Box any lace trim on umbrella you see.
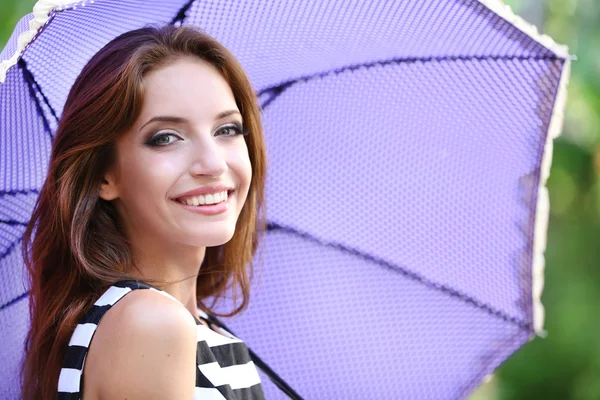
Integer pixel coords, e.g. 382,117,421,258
479,0,571,338
478,0,569,58
0,0,90,83
532,59,570,336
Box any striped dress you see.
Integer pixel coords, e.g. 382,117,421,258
57,279,266,399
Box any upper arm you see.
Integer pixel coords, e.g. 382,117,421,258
87,289,198,400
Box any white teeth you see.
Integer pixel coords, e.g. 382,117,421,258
179,190,229,206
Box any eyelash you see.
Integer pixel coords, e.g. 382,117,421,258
145,123,247,147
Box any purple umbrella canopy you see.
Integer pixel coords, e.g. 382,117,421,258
0,0,571,399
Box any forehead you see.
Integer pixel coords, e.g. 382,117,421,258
138,56,238,120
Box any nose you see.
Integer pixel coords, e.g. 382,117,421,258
188,136,228,178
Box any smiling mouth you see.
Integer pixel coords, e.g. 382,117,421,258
174,190,234,206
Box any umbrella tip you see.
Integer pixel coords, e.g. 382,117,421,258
535,328,548,339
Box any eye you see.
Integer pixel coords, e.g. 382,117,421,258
146,131,182,147
216,123,247,137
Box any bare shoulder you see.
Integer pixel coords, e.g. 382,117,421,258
83,288,198,399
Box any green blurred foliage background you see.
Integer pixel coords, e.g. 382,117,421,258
1,1,598,399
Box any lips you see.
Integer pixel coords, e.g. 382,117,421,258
172,184,235,202
174,190,234,205
173,190,233,216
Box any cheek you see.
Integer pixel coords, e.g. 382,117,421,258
242,154,252,181
229,145,251,181
117,151,182,203
236,141,252,182
236,153,253,200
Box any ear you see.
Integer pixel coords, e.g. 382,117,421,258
98,172,119,201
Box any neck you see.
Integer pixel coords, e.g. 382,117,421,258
125,238,206,319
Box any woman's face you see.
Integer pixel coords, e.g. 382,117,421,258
99,56,252,250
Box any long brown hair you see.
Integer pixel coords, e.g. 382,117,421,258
20,24,267,399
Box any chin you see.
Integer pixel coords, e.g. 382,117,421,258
183,229,236,248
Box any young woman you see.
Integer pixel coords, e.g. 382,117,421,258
20,24,267,399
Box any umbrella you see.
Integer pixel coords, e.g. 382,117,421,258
0,0,571,398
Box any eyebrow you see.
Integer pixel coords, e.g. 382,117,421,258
139,110,242,131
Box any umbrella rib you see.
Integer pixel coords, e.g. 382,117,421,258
170,0,195,25
18,58,57,141
0,291,28,311
266,222,534,333
0,219,27,226
203,313,305,400
458,328,529,399
257,53,562,111
259,83,293,110
0,189,39,197
0,240,20,262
